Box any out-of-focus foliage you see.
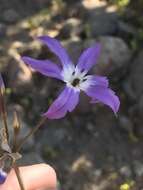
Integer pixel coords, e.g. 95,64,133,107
120,180,135,190
109,0,130,8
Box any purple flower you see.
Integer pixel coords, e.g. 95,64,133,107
22,36,120,119
0,169,7,184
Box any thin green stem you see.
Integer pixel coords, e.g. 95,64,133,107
17,117,47,152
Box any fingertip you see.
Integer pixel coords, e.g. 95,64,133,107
0,164,57,190
39,163,57,188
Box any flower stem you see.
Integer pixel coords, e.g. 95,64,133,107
14,164,25,190
0,90,9,140
17,117,47,152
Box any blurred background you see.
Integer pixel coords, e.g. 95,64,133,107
0,0,143,189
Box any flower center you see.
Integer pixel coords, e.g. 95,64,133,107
72,78,80,87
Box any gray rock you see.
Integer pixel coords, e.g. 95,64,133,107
6,58,32,88
0,23,7,37
36,125,68,149
118,21,136,36
5,40,42,88
64,38,83,63
93,169,102,178
3,9,19,23
76,92,92,114
125,50,143,100
18,123,35,152
138,95,143,117
85,9,119,37
91,36,131,76
134,125,143,139
18,151,44,165
133,161,143,177
118,115,133,133
122,81,136,100
120,165,132,178
58,18,82,39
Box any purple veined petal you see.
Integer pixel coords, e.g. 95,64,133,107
43,86,80,119
21,56,63,80
68,88,80,112
84,85,120,114
76,43,101,73
84,75,109,87
37,36,74,68
79,75,109,91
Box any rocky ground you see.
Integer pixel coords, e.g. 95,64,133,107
0,0,143,189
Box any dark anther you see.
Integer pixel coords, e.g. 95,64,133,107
72,78,80,87
72,71,75,75
82,78,87,82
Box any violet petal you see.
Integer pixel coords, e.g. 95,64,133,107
43,86,79,119
80,75,109,92
38,36,73,68
76,43,101,73
85,75,109,87
22,56,62,80
84,85,120,114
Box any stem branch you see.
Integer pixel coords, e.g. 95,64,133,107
0,90,9,140
17,117,47,152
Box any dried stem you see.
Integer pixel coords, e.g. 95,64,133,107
13,133,18,152
13,117,46,190
0,90,9,140
13,164,25,190
0,82,25,190
17,117,47,152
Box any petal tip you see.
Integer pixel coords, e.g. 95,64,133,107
111,94,120,115
37,35,51,42
95,43,101,53
21,56,29,63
